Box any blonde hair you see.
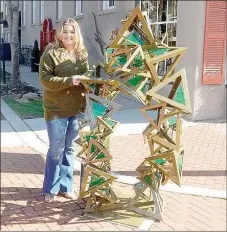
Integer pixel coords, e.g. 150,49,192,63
55,17,88,60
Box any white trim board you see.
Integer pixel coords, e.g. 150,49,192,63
138,218,155,231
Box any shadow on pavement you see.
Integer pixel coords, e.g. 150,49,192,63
1,186,132,230
1,151,45,174
1,186,92,228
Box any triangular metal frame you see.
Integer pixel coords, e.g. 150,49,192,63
139,102,167,131
109,6,157,49
146,69,192,114
148,113,182,152
145,147,184,186
85,93,122,129
85,137,113,165
94,116,119,140
128,182,163,221
80,166,117,198
145,47,187,84
84,187,119,213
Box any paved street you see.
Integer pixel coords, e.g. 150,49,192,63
1,119,226,231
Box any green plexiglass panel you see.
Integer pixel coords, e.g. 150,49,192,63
121,31,145,46
173,84,185,105
90,144,96,154
148,48,169,56
113,53,144,69
168,116,177,130
129,32,145,45
121,39,135,46
106,48,114,55
106,48,114,63
168,116,176,126
89,83,96,90
178,153,184,177
117,55,127,65
135,182,144,191
132,55,143,68
89,175,106,188
97,152,105,159
91,101,108,120
155,158,166,165
112,54,127,68
99,187,111,196
144,175,152,185
84,134,97,153
143,172,162,187
84,134,97,143
141,85,146,93
128,74,143,87
103,118,116,128
127,75,146,93
155,172,162,182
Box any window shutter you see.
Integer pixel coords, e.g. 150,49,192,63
202,1,226,85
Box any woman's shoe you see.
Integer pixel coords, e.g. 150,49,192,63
64,192,76,200
44,194,56,202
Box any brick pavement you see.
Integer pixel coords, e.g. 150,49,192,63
1,122,226,231
109,122,226,190
1,146,136,231
150,191,226,231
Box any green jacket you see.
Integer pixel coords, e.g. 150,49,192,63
39,44,89,121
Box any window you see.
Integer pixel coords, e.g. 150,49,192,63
102,0,115,11
75,0,83,16
138,0,177,47
22,1,26,26
5,4,7,16
137,0,178,76
1,1,3,13
40,1,45,23
56,0,63,20
31,0,36,24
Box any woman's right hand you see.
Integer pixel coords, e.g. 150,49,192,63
72,76,81,86
72,75,90,86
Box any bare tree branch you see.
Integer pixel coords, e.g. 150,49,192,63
92,12,106,56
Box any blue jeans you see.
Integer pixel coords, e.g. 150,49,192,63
42,113,83,196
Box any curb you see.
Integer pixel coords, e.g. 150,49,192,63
1,98,48,155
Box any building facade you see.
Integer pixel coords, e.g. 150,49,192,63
1,0,226,121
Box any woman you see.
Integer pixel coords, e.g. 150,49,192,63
39,18,89,202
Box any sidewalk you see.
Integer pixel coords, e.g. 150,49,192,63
5,61,43,92
1,123,226,231
2,96,226,192
1,62,226,231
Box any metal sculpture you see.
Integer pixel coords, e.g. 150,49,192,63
77,5,191,221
